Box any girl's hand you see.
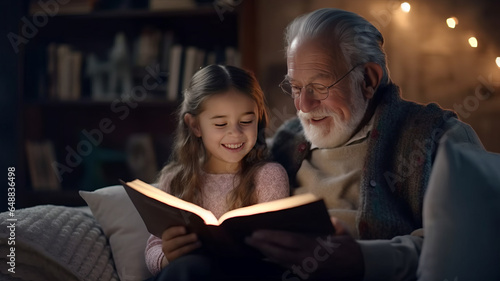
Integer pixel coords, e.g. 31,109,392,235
161,226,202,263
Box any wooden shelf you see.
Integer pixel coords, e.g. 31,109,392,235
47,6,223,20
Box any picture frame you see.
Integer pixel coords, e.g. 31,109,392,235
25,140,61,190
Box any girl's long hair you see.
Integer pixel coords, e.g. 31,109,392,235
157,65,269,211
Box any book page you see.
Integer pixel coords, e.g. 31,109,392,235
129,180,219,225
218,193,319,224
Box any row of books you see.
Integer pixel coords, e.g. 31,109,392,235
44,29,240,101
166,44,241,101
137,29,241,101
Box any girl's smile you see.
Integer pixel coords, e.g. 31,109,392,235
222,142,244,150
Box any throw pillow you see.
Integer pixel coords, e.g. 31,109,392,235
80,185,153,281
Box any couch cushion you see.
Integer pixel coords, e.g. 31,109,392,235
418,138,500,280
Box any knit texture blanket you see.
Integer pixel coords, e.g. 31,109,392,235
0,205,118,281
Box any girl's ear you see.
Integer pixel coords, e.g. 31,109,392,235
184,113,201,137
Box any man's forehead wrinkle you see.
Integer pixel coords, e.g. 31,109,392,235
288,62,334,77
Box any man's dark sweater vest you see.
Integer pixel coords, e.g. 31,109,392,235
271,83,457,239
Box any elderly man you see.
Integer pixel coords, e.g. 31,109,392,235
246,8,483,281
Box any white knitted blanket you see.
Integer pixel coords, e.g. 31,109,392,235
0,205,118,281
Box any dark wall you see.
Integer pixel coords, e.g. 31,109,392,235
0,1,24,211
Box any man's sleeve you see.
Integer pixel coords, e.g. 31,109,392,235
439,117,484,148
358,234,423,281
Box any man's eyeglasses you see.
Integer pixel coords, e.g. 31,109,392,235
279,64,361,100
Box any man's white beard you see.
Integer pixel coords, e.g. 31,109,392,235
298,91,368,148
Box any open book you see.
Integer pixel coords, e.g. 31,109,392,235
121,179,335,257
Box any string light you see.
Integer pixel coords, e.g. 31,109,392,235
401,2,411,13
446,17,458,28
402,3,498,69
468,37,478,48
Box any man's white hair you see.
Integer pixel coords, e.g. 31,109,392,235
284,8,391,86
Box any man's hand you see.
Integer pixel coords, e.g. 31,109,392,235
245,217,364,281
161,226,202,265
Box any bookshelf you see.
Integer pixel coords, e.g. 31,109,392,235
18,0,256,208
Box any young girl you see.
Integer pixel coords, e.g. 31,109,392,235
144,64,289,280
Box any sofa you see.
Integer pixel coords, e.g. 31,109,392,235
1,138,499,281
0,184,154,281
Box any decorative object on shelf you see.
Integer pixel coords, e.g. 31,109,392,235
86,32,133,101
80,143,128,190
126,134,158,183
134,27,162,68
25,140,61,191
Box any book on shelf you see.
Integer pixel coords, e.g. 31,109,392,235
181,46,198,93
70,51,83,100
47,43,58,100
166,44,183,101
224,46,241,67
121,179,335,257
206,51,216,66
160,31,175,72
56,45,72,100
47,43,82,101
195,49,206,72
181,46,205,93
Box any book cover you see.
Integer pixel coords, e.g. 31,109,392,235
121,179,335,257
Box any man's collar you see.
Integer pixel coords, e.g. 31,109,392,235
344,110,376,146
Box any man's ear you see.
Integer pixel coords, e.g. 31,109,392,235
362,62,383,100
184,113,201,137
